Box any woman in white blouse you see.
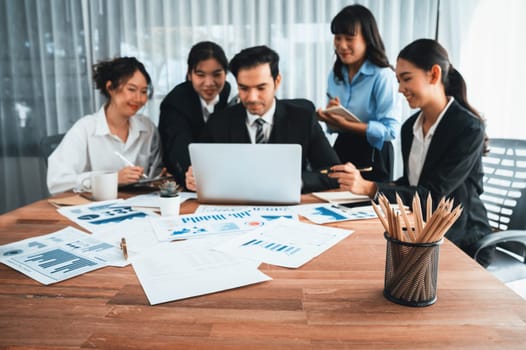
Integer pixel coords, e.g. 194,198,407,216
47,57,162,194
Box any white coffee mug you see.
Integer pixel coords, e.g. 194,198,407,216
159,196,180,217
88,171,118,201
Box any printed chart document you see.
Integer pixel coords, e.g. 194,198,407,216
195,205,298,221
132,240,271,305
150,210,266,241
0,227,122,285
216,219,352,268
58,199,155,232
293,203,376,224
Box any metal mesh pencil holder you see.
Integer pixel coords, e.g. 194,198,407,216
383,232,443,307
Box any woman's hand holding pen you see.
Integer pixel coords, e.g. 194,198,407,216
325,162,377,198
118,166,145,184
316,94,340,126
316,94,365,133
326,93,340,108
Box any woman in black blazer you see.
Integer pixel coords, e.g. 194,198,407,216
328,39,493,265
159,41,233,185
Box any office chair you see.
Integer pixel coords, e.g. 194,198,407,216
473,138,526,284
39,133,65,165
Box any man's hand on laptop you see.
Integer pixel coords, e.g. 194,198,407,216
185,166,196,192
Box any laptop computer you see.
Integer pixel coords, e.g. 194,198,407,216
189,143,302,204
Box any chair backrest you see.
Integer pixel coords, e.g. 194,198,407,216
481,138,526,231
39,133,65,164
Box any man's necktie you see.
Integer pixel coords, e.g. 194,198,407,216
255,118,266,144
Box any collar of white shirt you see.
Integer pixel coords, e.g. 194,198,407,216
200,94,220,121
93,105,149,140
246,98,276,127
412,96,455,140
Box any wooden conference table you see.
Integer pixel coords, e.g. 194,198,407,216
0,193,525,349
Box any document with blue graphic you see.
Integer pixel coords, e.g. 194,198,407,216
58,199,156,232
195,205,299,221
150,210,266,241
215,219,353,268
0,226,122,285
293,203,377,224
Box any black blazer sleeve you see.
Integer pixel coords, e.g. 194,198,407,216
271,99,341,193
159,81,231,185
376,101,490,248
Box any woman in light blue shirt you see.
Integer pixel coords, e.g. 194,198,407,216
318,4,401,182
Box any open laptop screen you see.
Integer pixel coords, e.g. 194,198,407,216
189,143,302,204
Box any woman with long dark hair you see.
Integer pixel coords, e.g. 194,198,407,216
317,4,401,182
327,39,492,265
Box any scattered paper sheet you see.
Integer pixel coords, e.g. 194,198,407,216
132,239,271,305
195,204,298,220
150,210,265,241
58,199,156,232
0,227,122,285
215,219,353,268
293,203,376,224
91,219,163,266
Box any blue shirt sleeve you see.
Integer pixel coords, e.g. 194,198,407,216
366,68,401,149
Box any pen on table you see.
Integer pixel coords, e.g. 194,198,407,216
114,151,148,178
320,166,373,174
120,237,128,260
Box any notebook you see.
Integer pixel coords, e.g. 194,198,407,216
189,143,302,204
322,105,361,122
312,191,370,205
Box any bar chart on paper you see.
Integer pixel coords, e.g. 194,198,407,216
241,239,301,255
216,220,352,268
24,249,97,274
180,210,253,224
6,248,104,285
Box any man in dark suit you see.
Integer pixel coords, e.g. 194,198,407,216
186,45,340,193
159,41,232,185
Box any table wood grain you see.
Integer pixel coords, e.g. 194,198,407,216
0,194,525,349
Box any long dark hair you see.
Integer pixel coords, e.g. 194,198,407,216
330,4,391,82
398,39,488,152
186,41,228,78
398,39,480,118
93,57,152,100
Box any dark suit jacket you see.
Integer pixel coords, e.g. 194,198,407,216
200,98,341,193
159,80,231,184
377,100,491,250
